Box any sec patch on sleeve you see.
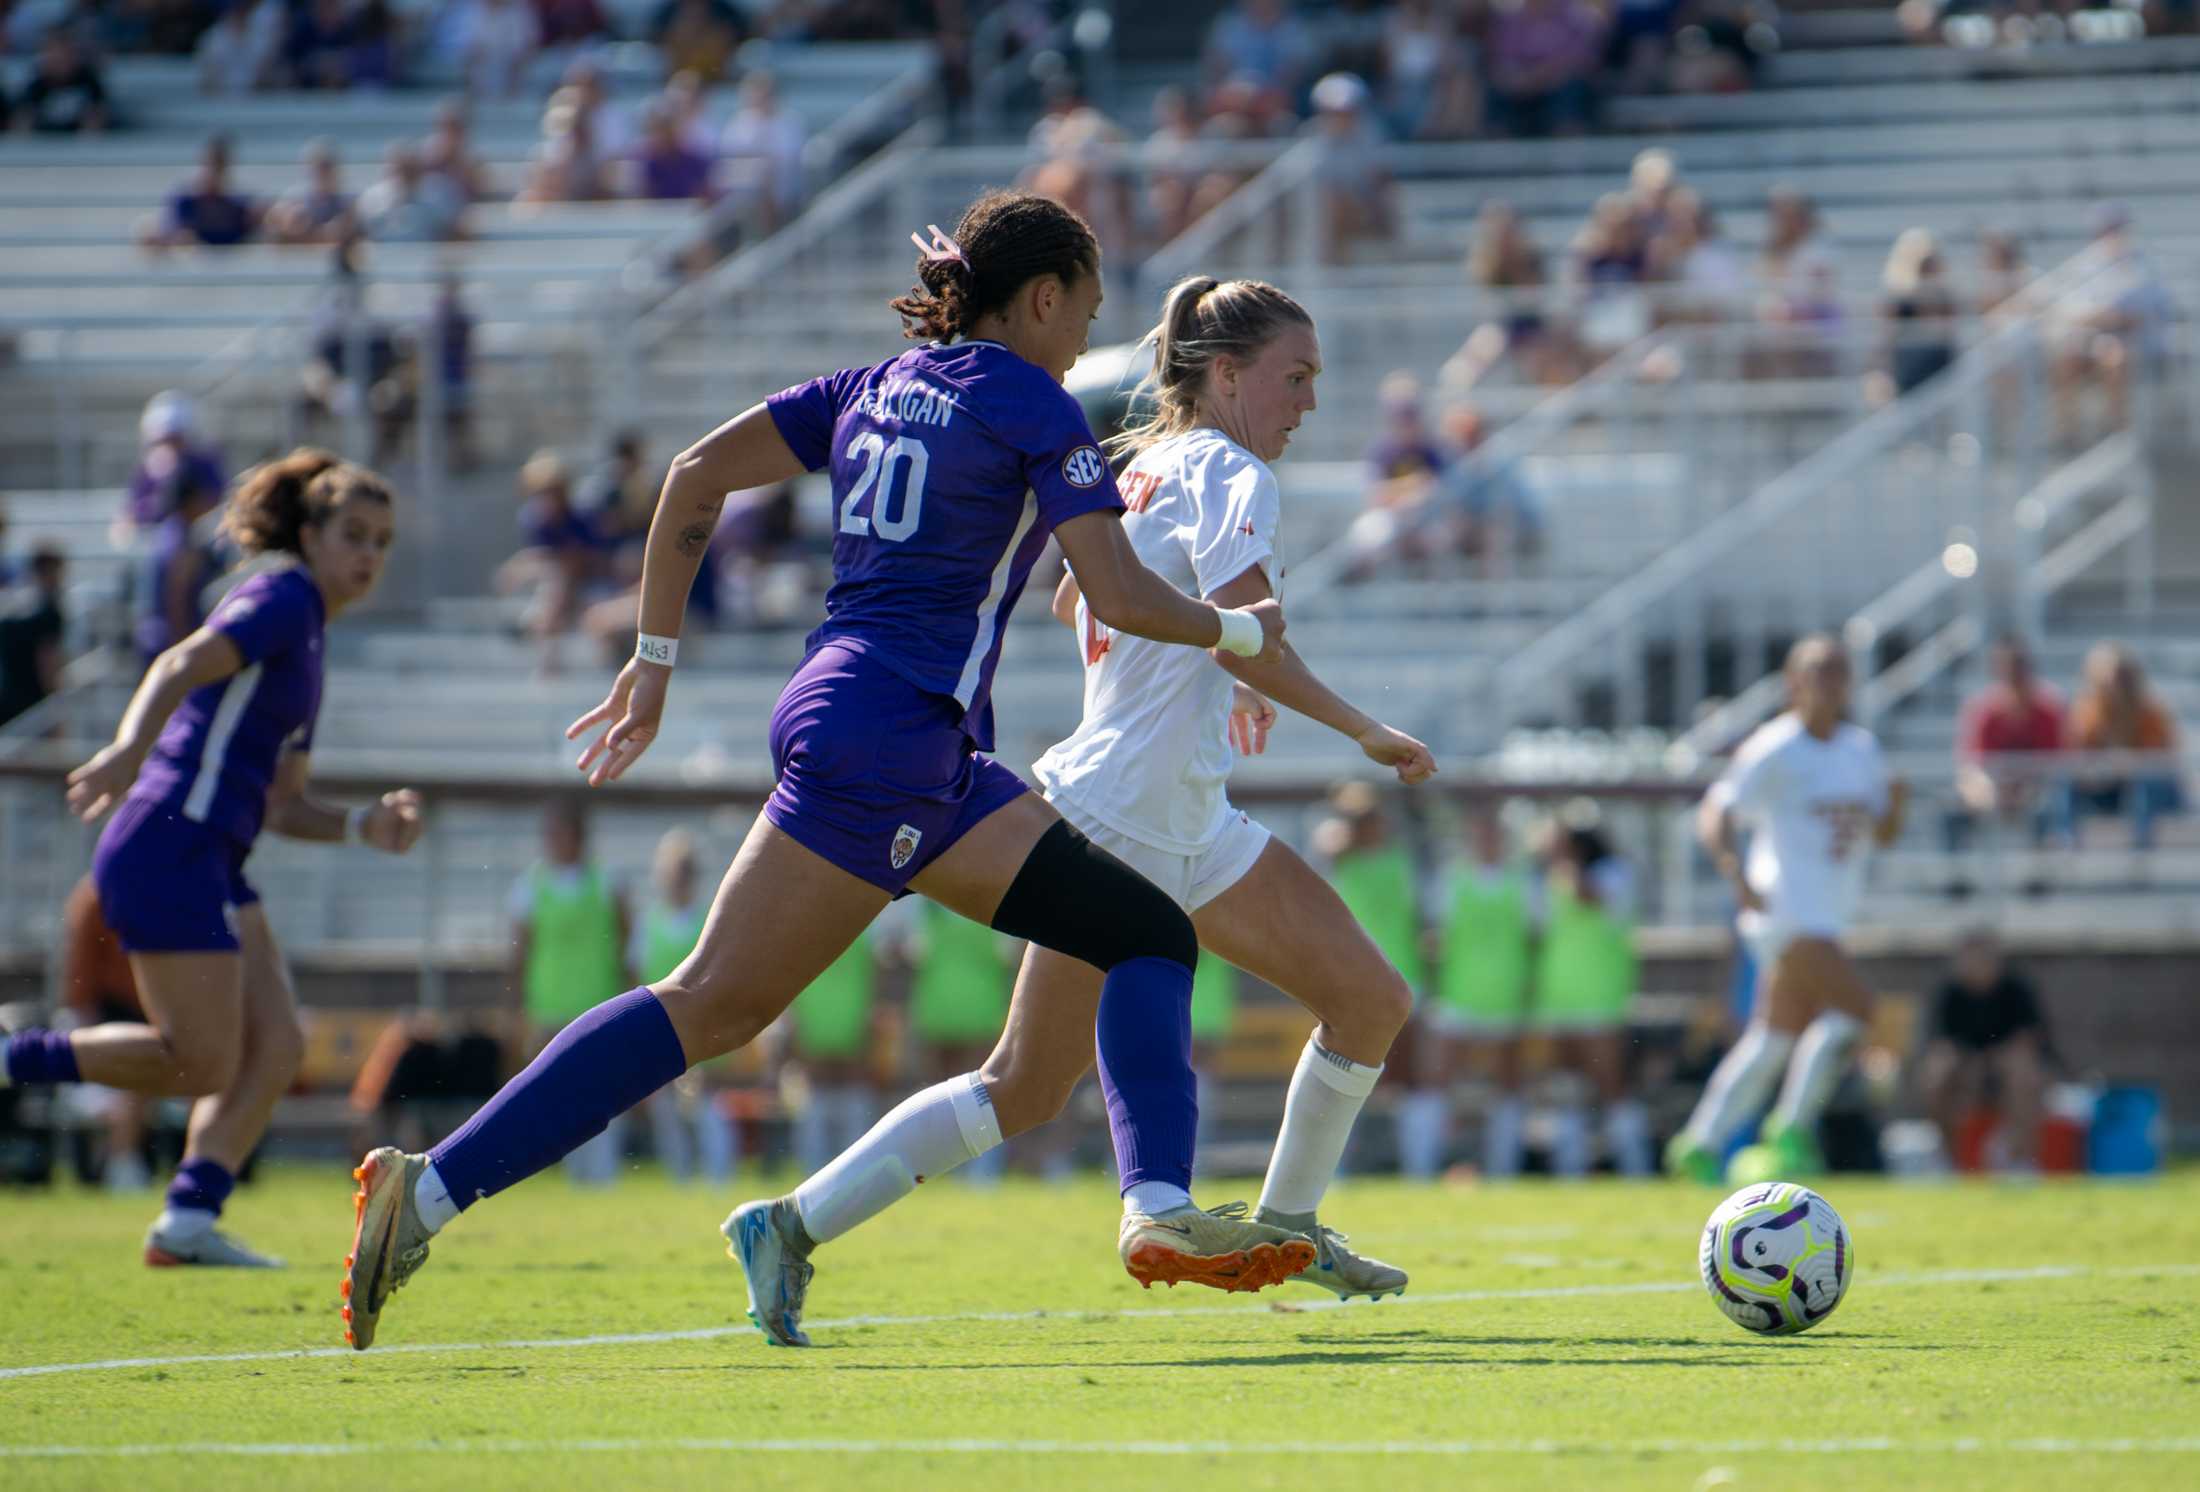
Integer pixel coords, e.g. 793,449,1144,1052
1062,445,1106,489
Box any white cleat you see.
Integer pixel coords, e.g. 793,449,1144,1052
723,1198,815,1347
144,1222,285,1269
340,1147,434,1350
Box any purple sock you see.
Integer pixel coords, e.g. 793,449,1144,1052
3,1030,80,1086
1094,955,1197,1193
428,988,688,1212
165,1157,235,1218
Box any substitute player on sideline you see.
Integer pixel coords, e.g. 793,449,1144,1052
1665,635,1906,1184
731,277,1435,1339
341,192,1312,1353
2,450,423,1265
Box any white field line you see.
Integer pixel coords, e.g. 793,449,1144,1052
1,1436,2197,1460
2,1261,2195,1386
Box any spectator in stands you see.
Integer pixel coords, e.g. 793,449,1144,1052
347,0,402,89
561,55,632,159
1608,0,1682,95
122,390,224,532
1568,191,1653,353
1142,85,1205,245
59,874,154,1190
1365,372,1446,490
1867,228,1959,407
1447,199,1576,389
139,134,262,251
18,27,109,133
1433,402,1542,573
1920,929,2047,1173
2049,205,2174,448
498,449,603,671
1308,71,1394,265
286,0,364,90
424,274,478,469
654,0,744,83
357,142,468,241
1667,0,1771,94
132,475,220,671
508,798,632,1184
1647,186,1746,323
658,66,714,156
533,0,609,53
719,70,809,235
0,542,65,729
268,138,355,246
1977,229,2031,322
630,99,716,202
1755,186,1841,376
518,87,615,204
1381,0,1479,140
197,0,281,94
453,0,540,98
1947,635,2063,857
422,100,497,205
1484,0,1605,139
2057,641,2185,849
577,428,652,562
1202,0,1312,112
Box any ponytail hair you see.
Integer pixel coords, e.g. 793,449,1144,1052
889,189,1100,342
223,446,394,556
1106,276,1313,460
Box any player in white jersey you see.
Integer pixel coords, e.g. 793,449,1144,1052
746,277,1436,1326
1666,635,1907,1184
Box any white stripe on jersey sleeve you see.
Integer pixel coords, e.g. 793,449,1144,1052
952,493,1040,710
180,663,264,823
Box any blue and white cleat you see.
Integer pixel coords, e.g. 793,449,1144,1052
1258,1214,1407,1301
723,1197,815,1348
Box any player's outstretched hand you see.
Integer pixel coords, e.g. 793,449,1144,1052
366,789,425,854
1228,684,1275,756
64,741,145,823
1356,722,1437,785
568,658,667,787
1247,597,1286,663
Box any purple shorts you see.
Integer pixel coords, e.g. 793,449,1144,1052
764,642,1029,895
92,794,260,954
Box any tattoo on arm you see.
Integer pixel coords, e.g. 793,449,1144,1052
676,522,711,557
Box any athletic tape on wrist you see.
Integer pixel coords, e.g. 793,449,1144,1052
636,633,678,667
1214,607,1265,658
345,805,370,845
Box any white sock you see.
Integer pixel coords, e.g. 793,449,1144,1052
1604,1099,1652,1176
1123,1180,1194,1215
414,1161,459,1234
1257,1039,1382,1219
155,1206,217,1239
1682,1025,1796,1151
1769,1010,1864,1133
1482,1095,1525,1178
1549,1104,1592,1178
1394,1088,1450,1179
792,1073,1000,1246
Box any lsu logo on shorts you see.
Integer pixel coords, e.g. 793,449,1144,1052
1061,445,1105,489
890,823,923,870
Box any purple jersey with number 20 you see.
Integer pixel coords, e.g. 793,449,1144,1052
766,340,1123,750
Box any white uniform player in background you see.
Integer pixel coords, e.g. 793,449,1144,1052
1667,635,1907,1185
755,276,1438,1311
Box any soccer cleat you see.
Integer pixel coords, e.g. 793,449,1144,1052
144,1222,284,1268
340,1147,434,1351
1723,1142,1783,1188
1268,1217,1408,1301
1665,1133,1725,1186
1118,1201,1316,1294
723,1198,815,1348
1757,1121,1826,1179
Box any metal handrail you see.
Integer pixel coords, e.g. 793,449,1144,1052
1487,243,2120,732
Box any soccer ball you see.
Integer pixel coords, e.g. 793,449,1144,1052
1699,1181,1851,1335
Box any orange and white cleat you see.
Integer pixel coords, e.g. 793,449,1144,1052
340,1146,433,1351
1118,1200,1315,1294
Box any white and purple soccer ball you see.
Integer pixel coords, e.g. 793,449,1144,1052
1699,1182,1851,1335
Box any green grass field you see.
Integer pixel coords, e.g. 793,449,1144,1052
3,1166,2197,1491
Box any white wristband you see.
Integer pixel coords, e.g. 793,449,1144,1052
1213,607,1265,658
345,805,370,845
636,633,678,668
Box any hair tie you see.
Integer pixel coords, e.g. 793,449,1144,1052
910,223,968,272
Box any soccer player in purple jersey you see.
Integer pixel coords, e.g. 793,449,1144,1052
2,451,424,1266
340,190,1309,1352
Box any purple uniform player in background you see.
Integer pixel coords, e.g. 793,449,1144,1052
2,450,425,1268
342,190,1309,1355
